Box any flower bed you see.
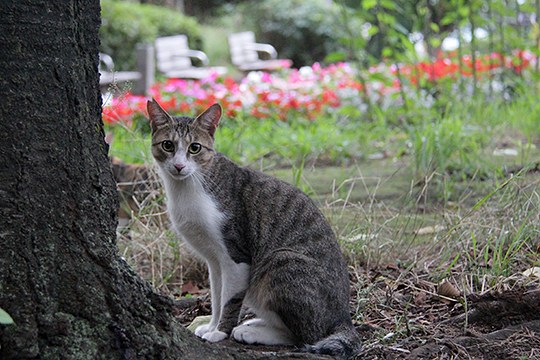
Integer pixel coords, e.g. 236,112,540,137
102,51,535,126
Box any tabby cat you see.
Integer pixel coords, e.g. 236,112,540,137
147,100,361,358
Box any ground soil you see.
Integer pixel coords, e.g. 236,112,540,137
115,160,540,359
172,265,540,359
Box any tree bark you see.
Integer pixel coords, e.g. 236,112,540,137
0,2,322,359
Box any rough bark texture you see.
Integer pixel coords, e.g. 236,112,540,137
0,2,327,359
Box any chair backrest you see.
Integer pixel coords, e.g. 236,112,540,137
228,31,259,66
99,53,115,72
155,35,192,73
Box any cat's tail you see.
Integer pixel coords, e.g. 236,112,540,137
303,324,362,359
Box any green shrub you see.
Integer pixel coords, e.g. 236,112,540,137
100,0,202,70
239,0,347,67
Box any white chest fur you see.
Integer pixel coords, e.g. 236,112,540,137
161,174,226,261
160,171,251,341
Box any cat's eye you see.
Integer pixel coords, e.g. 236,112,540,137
161,140,175,153
188,142,202,155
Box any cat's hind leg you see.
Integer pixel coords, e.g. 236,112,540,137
231,316,295,346
246,249,353,348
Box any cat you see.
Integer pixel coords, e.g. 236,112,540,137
147,99,361,358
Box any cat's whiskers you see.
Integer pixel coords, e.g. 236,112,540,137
191,171,208,189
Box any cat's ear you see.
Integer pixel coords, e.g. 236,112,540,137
147,99,172,132
195,103,221,138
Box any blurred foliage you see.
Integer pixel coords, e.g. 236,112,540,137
339,0,460,60
334,0,537,62
100,0,202,70
236,0,350,67
103,0,540,74
182,0,248,17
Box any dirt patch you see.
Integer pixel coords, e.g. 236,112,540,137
399,291,540,359
352,267,540,359
172,267,540,359
115,162,540,359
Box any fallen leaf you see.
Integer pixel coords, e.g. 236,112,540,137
367,152,388,160
345,233,376,242
437,280,461,301
181,281,201,296
0,308,14,325
415,225,445,235
493,148,518,156
522,267,540,278
414,291,428,305
187,315,212,333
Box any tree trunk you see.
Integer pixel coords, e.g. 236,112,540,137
0,2,317,359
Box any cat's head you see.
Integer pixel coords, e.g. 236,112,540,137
147,99,221,181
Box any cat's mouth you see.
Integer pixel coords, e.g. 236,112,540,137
169,168,193,181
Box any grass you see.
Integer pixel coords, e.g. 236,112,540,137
108,82,540,319
112,141,539,359
107,123,153,164
99,5,540,354
113,156,539,294
107,111,376,166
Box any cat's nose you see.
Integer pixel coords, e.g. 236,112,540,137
174,163,185,172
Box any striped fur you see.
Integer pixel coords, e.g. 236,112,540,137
148,100,361,358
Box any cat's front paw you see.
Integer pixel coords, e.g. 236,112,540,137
202,330,228,343
194,323,212,337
